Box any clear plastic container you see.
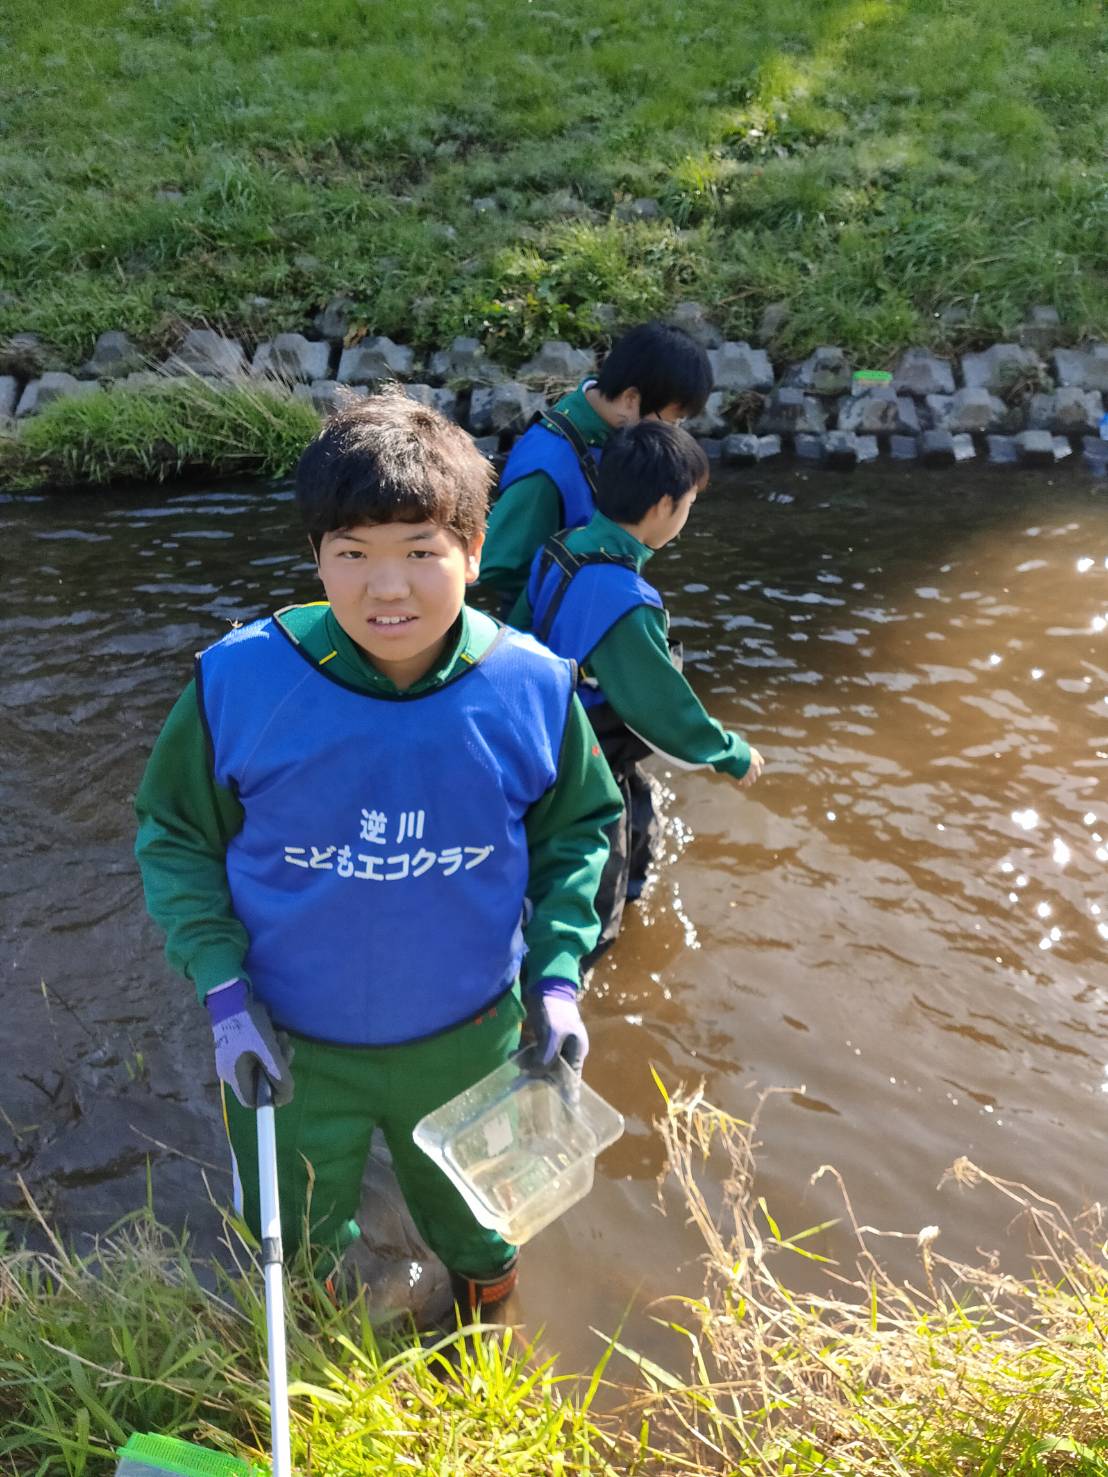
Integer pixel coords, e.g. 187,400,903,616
412,1049,625,1244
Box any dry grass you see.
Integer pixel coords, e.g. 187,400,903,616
4,1092,1108,1473
626,1084,1108,1473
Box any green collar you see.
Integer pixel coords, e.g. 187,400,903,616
276,602,493,695
551,380,611,447
568,512,655,571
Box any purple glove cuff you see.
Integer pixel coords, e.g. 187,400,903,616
526,978,578,1002
205,978,248,1024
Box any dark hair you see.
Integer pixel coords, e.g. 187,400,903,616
594,320,713,417
295,385,492,552
596,421,710,523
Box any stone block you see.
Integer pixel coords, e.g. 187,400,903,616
429,336,503,385
471,434,500,457
252,334,331,383
313,295,357,344
0,331,56,378
756,434,782,461
120,370,170,392
757,387,827,436
722,433,760,465
889,434,919,461
1019,306,1062,355
337,336,416,384
167,328,246,379
961,343,1045,395
757,301,790,344
79,330,144,380
669,301,722,348
855,435,880,463
893,348,955,398
292,380,368,416
926,386,1009,435
1052,435,1072,462
1053,348,1108,394
683,391,728,437
822,431,859,469
1027,386,1104,436
987,435,1019,465
16,373,100,417
707,341,774,393
517,340,595,382
403,383,459,420
783,345,851,396
697,436,723,461
0,375,17,419
921,430,956,466
952,433,976,462
467,381,544,435
1015,430,1056,467
836,389,919,436
794,433,824,462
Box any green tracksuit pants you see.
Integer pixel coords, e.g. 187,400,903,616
222,991,523,1279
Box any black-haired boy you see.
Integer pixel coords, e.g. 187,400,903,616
135,387,621,1322
510,420,764,957
480,320,713,614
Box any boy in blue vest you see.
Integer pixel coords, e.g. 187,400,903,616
134,387,622,1323
511,420,764,958
480,320,713,616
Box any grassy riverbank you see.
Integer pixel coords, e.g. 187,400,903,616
3,0,1107,367
0,378,321,489
4,1094,1108,1475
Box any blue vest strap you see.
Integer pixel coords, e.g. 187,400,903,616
498,420,599,529
530,535,638,646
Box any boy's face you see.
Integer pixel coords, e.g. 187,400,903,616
315,520,483,689
642,484,701,549
608,388,689,427
645,402,690,426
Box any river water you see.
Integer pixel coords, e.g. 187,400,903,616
3,464,1108,1376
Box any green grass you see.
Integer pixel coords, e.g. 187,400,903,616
1,0,1106,367
0,1197,628,1476
0,375,323,489
6,1099,1108,1475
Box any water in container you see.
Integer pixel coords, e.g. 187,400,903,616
412,1048,624,1244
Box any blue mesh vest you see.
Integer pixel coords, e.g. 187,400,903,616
526,535,663,711
498,421,599,530
197,613,575,1045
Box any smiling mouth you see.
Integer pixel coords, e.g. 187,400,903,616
367,614,417,627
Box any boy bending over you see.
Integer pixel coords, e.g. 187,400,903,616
511,420,764,959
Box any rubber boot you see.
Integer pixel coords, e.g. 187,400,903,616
449,1253,519,1325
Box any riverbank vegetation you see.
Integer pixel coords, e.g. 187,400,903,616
4,1091,1108,1474
3,0,1106,368
0,377,321,489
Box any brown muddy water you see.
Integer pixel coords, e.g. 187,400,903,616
3,464,1108,1379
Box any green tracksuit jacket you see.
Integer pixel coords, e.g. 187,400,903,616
135,601,622,1000
509,514,754,779
134,601,622,1274
479,381,611,610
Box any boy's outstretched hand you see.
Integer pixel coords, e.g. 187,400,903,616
738,747,765,789
205,979,294,1108
524,980,589,1074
